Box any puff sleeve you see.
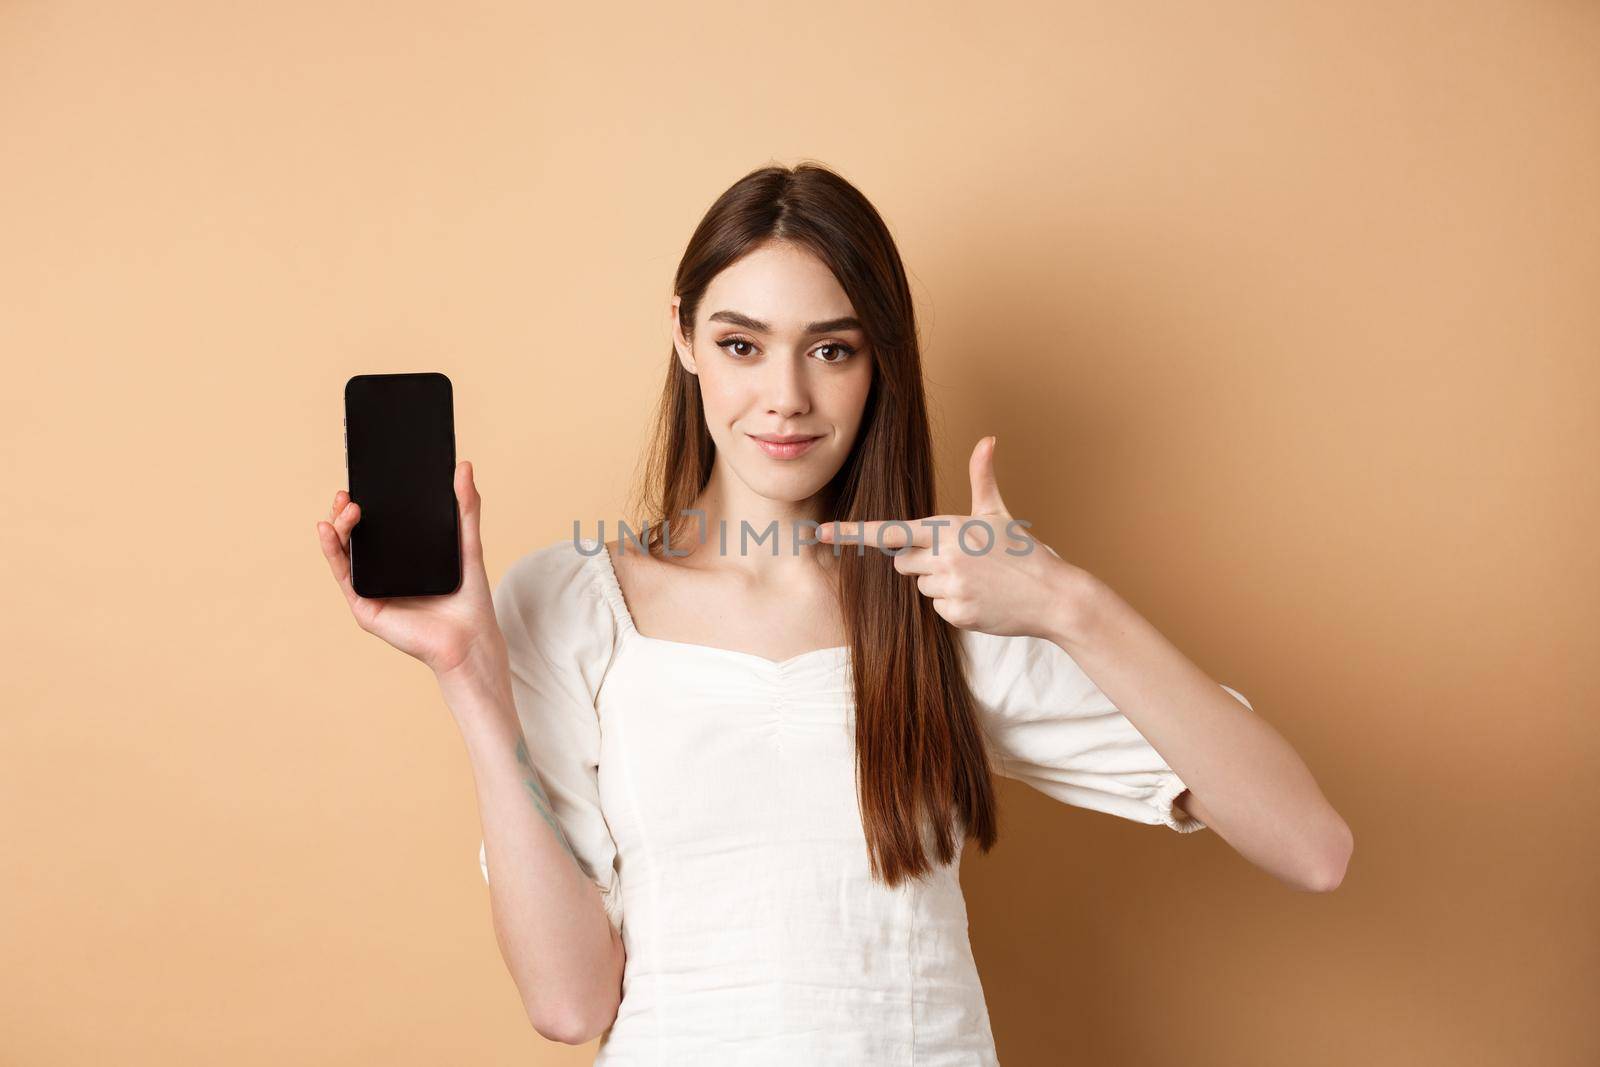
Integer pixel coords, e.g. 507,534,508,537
961,628,1253,833
478,539,624,933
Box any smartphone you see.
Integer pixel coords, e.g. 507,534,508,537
343,372,462,598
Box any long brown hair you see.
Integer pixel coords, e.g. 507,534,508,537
628,161,1000,887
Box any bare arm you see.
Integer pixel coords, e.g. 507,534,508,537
818,438,1350,892
1049,572,1353,893
441,664,625,1043
315,464,623,1043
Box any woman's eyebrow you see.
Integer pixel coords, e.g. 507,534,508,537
707,309,863,334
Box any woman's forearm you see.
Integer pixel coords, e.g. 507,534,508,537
1046,568,1353,892
441,667,624,1043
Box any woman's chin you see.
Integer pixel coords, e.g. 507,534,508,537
735,467,836,505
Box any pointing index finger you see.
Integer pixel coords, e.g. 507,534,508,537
819,519,936,553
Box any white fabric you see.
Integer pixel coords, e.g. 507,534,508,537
478,536,1252,1065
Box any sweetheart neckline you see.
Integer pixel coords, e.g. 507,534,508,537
583,538,851,670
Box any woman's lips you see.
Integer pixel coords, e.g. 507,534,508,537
749,434,823,459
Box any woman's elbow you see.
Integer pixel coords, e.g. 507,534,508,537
525,944,625,1044
527,997,616,1046
1296,813,1354,893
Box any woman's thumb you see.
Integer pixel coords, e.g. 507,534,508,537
456,460,483,566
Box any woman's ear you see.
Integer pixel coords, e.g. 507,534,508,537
670,296,698,375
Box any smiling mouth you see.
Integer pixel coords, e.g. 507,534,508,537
748,433,823,459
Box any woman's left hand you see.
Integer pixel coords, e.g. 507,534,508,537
817,436,1098,642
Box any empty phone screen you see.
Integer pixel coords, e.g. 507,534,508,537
343,372,461,598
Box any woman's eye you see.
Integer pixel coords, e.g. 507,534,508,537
716,338,858,362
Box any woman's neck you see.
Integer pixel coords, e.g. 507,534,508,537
672,462,836,579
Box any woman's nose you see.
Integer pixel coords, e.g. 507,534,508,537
763,353,811,418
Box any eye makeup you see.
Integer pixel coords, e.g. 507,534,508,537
716,336,859,363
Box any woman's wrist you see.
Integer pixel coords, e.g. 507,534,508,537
1038,562,1113,653
434,643,514,723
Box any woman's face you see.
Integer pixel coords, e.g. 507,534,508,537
672,240,874,503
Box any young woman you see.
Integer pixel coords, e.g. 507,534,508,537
316,162,1352,1064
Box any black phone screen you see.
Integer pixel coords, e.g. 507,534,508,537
343,372,461,598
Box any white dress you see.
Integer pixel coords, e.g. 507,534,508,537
478,536,1252,1065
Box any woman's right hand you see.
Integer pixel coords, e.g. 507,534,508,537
315,460,508,688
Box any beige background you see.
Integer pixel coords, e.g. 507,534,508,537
4,2,1596,1064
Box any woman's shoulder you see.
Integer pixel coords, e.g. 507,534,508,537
498,534,598,594
955,625,1044,672
956,626,1099,714
493,535,620,649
